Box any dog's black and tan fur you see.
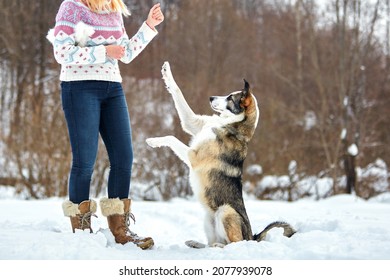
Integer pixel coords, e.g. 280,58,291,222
146,62,296,248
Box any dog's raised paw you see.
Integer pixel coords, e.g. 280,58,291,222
161,61,170,73
161,62,174,85
146,137,164,148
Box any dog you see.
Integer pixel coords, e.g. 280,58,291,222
146,62,296,248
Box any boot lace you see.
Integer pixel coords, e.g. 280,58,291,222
79,212,97,229
124,212,141,239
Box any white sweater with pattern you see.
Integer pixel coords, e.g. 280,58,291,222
51,0,157,82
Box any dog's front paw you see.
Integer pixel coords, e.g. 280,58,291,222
161,61,171,76
161,62,175,91
146,137,166,148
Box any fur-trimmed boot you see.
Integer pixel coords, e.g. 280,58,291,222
62,200,97,233
100,198,154,250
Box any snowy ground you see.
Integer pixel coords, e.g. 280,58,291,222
1,192,390,260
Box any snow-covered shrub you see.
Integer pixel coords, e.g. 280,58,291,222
246,164,263,176
254,175,291,200
252,174,334,201
357,158,389,199
297,176,333,200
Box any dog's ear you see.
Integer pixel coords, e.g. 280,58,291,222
241,79,252,107
243,79,250,97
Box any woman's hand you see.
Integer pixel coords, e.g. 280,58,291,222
146,3,164,30
105,45,125,60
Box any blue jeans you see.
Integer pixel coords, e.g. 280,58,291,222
61,81,133,204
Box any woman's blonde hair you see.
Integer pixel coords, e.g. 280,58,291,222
82,0,131,16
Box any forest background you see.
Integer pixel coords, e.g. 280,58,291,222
0,0,389,201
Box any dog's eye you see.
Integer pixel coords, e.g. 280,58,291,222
227,95,237,104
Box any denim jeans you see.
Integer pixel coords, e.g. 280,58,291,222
61,80,133,204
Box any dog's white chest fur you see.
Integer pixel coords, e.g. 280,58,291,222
188,170,201,199
189,114,244,149
189,124,216,149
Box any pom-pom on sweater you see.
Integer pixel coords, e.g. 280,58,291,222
51,0,157,82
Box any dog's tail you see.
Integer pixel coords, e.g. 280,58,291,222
253,221,296,242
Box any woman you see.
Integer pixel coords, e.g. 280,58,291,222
50,0,164,250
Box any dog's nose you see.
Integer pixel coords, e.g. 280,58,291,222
209,97,215,102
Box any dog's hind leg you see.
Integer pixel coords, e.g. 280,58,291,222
204,212,218,245
186,213,225,249
146,136,191,167
214,205,243,245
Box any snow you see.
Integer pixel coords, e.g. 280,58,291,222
288,160,297,175
0,192,389,279
1,194,389,261
341,128,347,139
348,143,359,156
343,96,349,107
246,164,263,176
303,110,317,130
298,176,334,198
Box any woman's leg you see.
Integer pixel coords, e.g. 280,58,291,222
99,82,154,249
99,82,133,199
61,81,101,204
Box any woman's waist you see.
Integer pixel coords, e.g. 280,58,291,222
59,64,122,83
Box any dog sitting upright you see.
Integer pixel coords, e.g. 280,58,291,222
146,62,296,248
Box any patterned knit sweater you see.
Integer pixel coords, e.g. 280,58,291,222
52,0,158,82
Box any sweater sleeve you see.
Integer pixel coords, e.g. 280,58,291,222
51,2,106,66
119,22,158,64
